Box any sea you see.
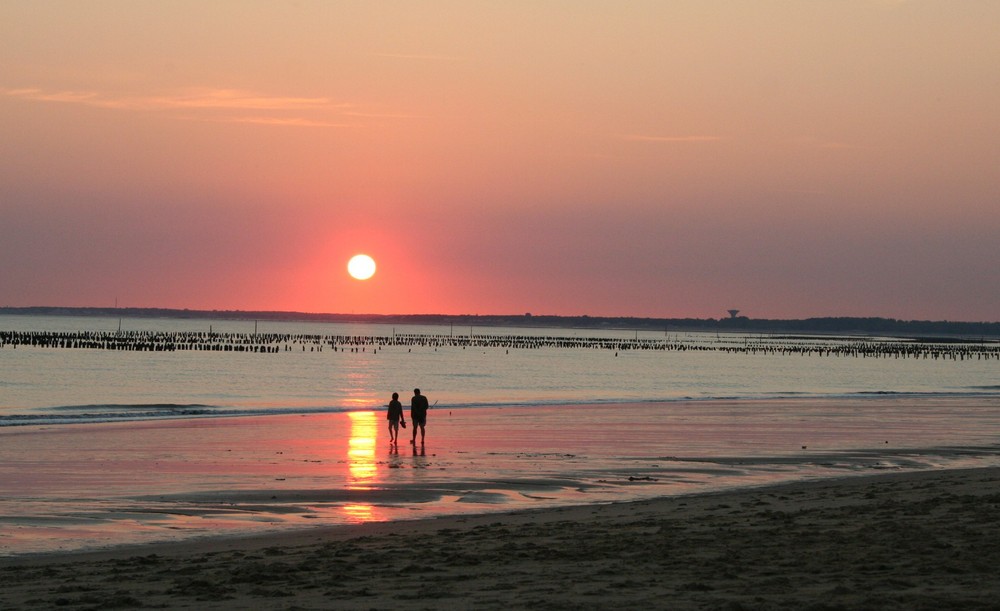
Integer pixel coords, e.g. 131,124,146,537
2,314,999,556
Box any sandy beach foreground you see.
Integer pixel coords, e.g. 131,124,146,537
2,467,998,610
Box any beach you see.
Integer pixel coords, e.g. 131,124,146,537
3,466,999,609
4,319,1000,607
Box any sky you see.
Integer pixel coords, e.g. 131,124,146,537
2,1,998,321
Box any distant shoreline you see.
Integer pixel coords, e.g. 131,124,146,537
2,306,999,338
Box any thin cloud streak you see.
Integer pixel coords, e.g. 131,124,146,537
3,87,346,112
374,53,467,62
341,111,422,119
2,87,414,128
191,115,357,128
620,134,723,143
789,137,857,150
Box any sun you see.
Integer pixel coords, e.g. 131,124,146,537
347,254,377,280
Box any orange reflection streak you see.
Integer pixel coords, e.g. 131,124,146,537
347,411,378,487
341,503,375,522
342,411,379,522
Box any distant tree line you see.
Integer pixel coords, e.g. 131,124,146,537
2,307,998,338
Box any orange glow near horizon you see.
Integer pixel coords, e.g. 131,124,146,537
281,224,447,315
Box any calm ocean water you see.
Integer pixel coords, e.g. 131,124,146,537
2,314,1000,556
2,314,998,425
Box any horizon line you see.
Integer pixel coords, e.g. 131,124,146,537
1,306,998,327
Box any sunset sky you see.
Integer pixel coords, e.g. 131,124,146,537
2,1,998,321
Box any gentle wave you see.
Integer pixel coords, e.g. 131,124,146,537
44,403,216,412
0,405,343,427
5,389,1000,428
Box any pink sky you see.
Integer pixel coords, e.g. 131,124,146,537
2,1,998,321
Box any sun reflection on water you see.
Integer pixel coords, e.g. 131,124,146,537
343,410,378,521
340,503,374,522
347,411,377,486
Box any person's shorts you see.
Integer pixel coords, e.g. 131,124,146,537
388,418,400,425
411,416,426,427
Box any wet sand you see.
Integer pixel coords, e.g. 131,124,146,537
6,397,1000,557
3,466,998,610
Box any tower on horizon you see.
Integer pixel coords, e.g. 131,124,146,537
728,309,740,319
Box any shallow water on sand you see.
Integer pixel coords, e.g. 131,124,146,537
3,397,1000,556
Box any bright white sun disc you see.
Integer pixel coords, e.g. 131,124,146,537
347,254,376,280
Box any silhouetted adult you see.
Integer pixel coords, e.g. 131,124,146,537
410,388,429,445
386,392,405,445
